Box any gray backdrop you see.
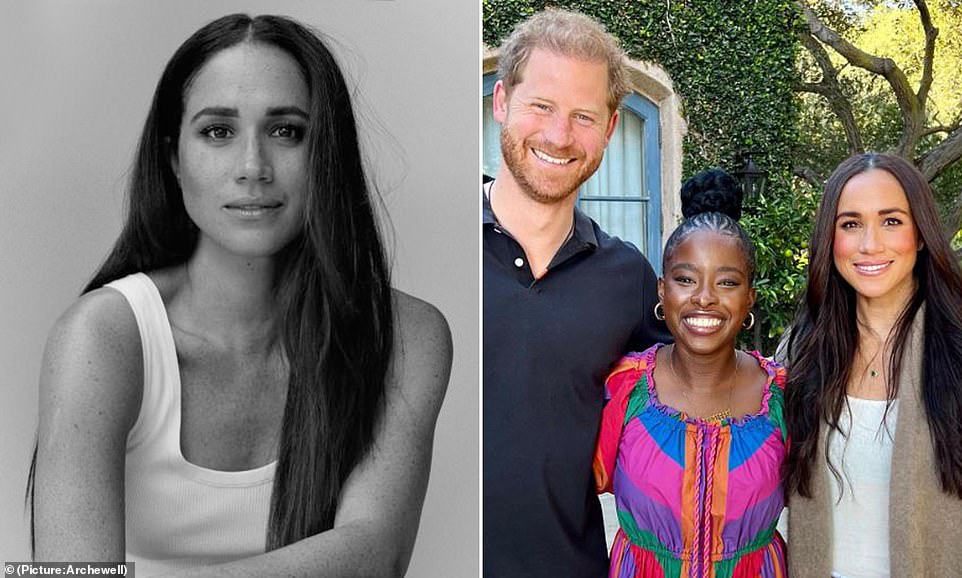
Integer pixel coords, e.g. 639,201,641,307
0,1,479,574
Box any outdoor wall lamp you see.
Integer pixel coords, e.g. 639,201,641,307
734,151,767,208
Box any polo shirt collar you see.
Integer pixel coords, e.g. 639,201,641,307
482,180,599,248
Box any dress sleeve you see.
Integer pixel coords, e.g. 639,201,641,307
774,362,789,445
761,356,789,445
593,355,647,494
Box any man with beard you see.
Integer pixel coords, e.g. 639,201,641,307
483,8,670,578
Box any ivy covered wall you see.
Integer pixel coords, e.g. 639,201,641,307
483,0,818,353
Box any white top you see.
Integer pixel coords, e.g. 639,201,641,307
106,273,275,577
827,395,898,578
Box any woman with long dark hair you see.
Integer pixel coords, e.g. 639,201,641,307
782,152,962,577
28,13,451,576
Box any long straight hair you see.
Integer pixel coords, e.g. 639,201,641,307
28,13,394,551
783,153,962,499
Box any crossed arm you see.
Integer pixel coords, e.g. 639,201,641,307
32,289,453,577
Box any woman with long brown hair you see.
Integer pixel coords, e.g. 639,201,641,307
28,14,451,576
782,152,962,577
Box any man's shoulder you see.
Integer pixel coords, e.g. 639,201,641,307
584,215,653,267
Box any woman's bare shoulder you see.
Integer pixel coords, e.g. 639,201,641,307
34,287,143,559
50,287,140,352
41,286,143,427
392,289,450,342
388,289,452,404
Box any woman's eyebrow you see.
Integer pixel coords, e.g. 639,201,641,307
878,207,909,216
266,106,309,119
190,106,238,123
670,262,698,272
189,105,309,123
835,207,909,222
835,210,861,221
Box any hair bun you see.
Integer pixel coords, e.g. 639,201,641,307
680,168,743,220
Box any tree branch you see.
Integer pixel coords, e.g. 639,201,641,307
797,28,863,154
918,126,962,181
794,165,823,189
799,3,891,74
920,121,962,138
796,81,828,95
914,0,938,107
798,1,924,157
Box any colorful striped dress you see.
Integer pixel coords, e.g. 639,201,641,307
594,344,788,578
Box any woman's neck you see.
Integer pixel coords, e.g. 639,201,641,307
668,343,739,395
847,280,916,399
172,241,280,351
855,279,916,340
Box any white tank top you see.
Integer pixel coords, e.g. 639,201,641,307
106,273,274,577
827,395,898,578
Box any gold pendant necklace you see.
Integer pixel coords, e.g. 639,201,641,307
702,407,733,422
859,345,883,381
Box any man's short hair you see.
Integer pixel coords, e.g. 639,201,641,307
497,8,629,114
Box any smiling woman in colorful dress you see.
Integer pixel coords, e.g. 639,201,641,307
27,14,451,577
781,153,962,578
594,169,788,577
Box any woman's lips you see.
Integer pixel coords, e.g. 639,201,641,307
223,201,283,218
853,260,893,276
682,313,724,334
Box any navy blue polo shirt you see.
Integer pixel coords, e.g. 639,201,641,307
483,184,670,577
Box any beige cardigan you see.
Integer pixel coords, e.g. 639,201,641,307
787,310,962,577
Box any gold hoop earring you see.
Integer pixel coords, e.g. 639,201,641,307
654,302,665,321
742,312,755,331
